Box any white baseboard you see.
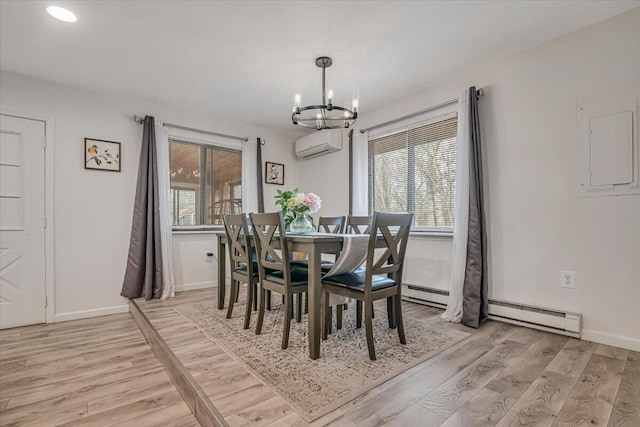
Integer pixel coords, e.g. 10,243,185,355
54,305,130,323
175,281,216,292
581,329,640,352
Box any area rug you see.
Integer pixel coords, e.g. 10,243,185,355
175,297,470,422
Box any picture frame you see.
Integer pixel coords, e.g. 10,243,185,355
265,161,285,185
84,138,121,172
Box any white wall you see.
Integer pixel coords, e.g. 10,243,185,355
0,72,294,320
293,9,640,350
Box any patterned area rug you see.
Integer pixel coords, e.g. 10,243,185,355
175,297,470,422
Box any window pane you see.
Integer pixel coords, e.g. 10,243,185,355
414,137,456,227
170,140,242,226
367,115,457,229
370,131,408,213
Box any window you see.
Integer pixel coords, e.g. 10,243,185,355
368,115,457,230
169,140,242,226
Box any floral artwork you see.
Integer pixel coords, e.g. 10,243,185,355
84,138,121,172
274,188,322,229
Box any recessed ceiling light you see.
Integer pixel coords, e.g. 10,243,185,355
46,6,77,23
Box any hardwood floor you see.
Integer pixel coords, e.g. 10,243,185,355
0,314,197,427
1,289,638,427
135,289,640,427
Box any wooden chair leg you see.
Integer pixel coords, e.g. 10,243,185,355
395,290,406,344
243,280,253,330
290,295,295,319
296,293,302,323
226,280,237,319
235,282,240,303
282,293,292,349
356,301,362,329
252,282,258,312
304,292,308,314
371,302,376,318
322,291,331,340
387,296,396,329
336,304,343,330
266,290,272,310
255,288,266,335
364,299,376,361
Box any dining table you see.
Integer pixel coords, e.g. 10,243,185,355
215,231,383,360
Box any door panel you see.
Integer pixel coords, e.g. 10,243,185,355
0,115,46,329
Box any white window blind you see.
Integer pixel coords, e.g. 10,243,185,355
368,115,457,229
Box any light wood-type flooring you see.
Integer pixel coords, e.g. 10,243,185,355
135,289,640,427
0,314,197,427
1,288,638,426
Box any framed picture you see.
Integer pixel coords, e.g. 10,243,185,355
265,161,285,185
84,138,121,172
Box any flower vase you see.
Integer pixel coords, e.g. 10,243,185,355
289,212,313,234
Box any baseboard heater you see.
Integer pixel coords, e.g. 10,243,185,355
402,284,581,338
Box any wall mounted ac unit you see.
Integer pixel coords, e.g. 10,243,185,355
295,129,343,160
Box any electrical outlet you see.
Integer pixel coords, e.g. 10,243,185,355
560,271,576,289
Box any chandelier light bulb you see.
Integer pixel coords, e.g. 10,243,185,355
352,90,359,113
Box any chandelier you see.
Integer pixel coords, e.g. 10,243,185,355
292,56,358,130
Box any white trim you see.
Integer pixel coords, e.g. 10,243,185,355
581,329,640,352
0,108,55,324
175,281,216,292
54,305,129,323
410,230,454,239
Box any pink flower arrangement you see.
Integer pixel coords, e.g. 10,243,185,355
274,188,322,228
304,192,322,213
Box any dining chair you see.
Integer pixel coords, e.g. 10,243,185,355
250,212,308,349
291,216,346,319
321,211,413,360
222,213,258,330
346,215,372,234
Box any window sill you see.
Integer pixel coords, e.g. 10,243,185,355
172,227,223,235
409,230,453,239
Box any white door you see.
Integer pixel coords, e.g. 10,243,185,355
0,114,46,329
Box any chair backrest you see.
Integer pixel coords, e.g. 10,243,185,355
346,215,372,234
249,212,291,284
222,213,253,276
364,212,413,291
318,216,346,234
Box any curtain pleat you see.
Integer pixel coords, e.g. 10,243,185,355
121,116,163,300
156,125,176,299
442,89,471,323
348,129,354,216
257,138,265,213
461,87,488,328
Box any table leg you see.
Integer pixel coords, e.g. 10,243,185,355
217,236,226,310
307,246,322,360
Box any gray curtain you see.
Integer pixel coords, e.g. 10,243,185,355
257,138,265,213
461,87,488,328
348,129,354,216
121,115,163,299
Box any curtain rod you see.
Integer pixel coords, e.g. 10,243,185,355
133,115,249,142
359,88,483,134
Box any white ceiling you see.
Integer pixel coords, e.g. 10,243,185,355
1,1,638,137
